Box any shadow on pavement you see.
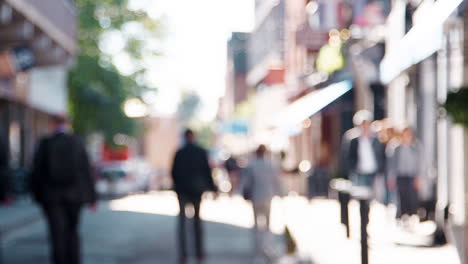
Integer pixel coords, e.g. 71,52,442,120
4,204,268,264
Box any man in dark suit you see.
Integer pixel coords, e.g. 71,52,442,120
171,129,216,263
30,115,96,264
341,110,385,188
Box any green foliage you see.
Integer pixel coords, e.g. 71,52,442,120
69,0,161,142
68,55,134,141
445,88,468,128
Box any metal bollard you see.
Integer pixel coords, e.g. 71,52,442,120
332,179,352,239
339,191,351,238
351,186,372,264
359,198,369,264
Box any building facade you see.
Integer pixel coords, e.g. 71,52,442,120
0,0,76,193
380,0,465,260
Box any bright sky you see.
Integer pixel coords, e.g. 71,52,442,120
126,0,255,121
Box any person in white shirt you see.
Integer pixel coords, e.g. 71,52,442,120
340,110,385,188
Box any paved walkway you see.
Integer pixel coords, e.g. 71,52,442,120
282,196,460,264
0,192,461,264
2,193,299,264
0,199,41,241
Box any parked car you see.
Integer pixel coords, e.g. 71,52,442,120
95,159,152,197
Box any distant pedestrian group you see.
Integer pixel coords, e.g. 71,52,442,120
341,110,426,225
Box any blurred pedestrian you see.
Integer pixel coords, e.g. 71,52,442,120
243,145,282,257
30,115,97,264
278,151,300,195
0,134,10,204
374,120,396,205
308,143,330,199
388,127,423,224
171,129,217,263
224,155,240,194
340,110,385,189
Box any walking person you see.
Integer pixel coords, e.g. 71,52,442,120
243,145,282,258
388,127,423,226
30,115,96,264
341,110,385,190
308,143,330,199
171,129,217,263
224,155,240,194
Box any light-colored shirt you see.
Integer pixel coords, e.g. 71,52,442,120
357,136,378,174
395,144,419,177
244,157,282,205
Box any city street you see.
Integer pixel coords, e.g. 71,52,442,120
1,0,467,263
1,192,460,264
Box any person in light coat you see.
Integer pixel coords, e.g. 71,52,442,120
243,145,282,256
387,127,425,222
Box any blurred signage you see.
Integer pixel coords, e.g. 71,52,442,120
221,120,249,134
264,68,285,85
28,66,67,114
13,46,34,71
380,0,463,84
0,46,34,79
102,144,129,161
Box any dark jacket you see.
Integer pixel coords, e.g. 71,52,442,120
0,136,9,202
30,132,96,205
171,142,215,197
341,130,385,176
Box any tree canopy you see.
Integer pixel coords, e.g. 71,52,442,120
69,0,162,142
445,88,468,128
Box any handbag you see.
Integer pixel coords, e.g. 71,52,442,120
241,167,253,200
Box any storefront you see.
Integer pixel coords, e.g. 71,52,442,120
0,0,76,195
380,0,464,256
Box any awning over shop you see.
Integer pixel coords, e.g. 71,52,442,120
380,0,463,84
5,0,77,54
275,80,352,129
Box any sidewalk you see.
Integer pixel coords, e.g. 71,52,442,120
1,193,461,264
3,192,308,264
108,192,310,264
0,199,42,241
281,196,460,264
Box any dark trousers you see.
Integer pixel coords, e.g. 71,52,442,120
397,176,419,217
177,194,203,259
41,202,82,264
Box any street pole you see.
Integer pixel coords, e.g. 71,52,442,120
331,179,352,238
359,198,369,264
352,186,372,264
339,190,351,238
